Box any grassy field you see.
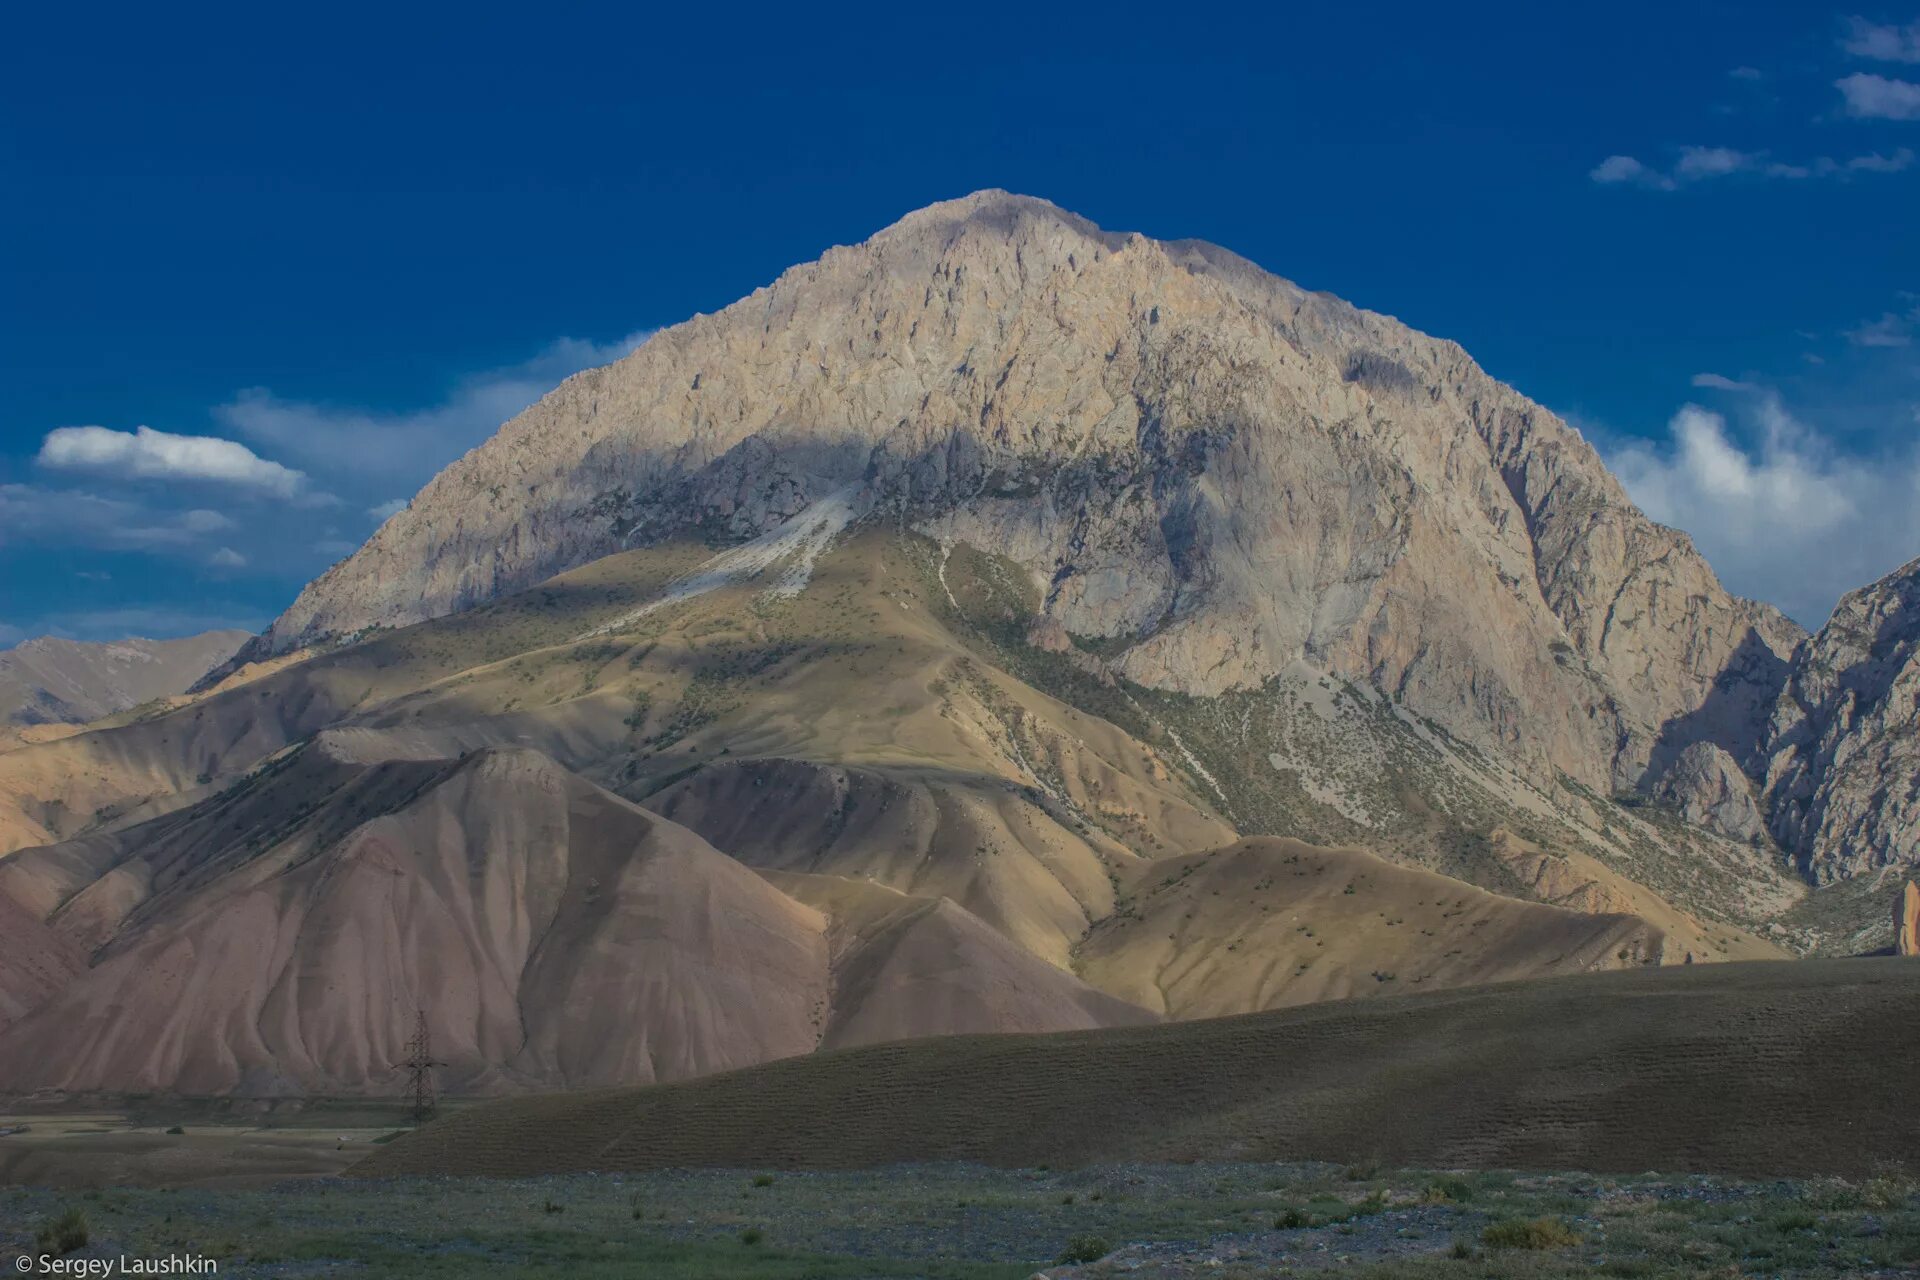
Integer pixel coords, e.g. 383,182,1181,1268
5,1160,1916,1278
361,959,1920,1181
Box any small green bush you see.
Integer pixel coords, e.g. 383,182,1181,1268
1422,1176,1475,1204
1056,1235,1110,1264
164,1125,186,1135
1275,1207,1309,1229
1482,1217,1581,1250
37,1208,88,1256
751,1174,774,1188
540,1198,564,1214
1449,1239,1473,1259
739,1228,763,1246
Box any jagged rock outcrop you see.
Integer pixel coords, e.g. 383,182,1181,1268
0,631,249,727
1654,742,1767,843
246,192,1794,795
1897,880,1918,957
1762,557,1920,881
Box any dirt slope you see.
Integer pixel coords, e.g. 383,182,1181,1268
1077,838,1666,1016
768,872,1156,1047
0,739,1156,1096
0,745,829,1095
0,886,84,1034
356,958,1920,1180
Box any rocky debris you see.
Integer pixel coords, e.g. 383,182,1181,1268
1899,881,1919,957
1653,743,1767,843
248,191,1795,799
1761,556,1920,880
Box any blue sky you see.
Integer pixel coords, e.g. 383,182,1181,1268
4,1,1918,643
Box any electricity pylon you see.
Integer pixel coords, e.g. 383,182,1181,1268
395,1009,444,1124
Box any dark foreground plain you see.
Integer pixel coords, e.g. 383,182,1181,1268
6,1162,1918,1278
361,959,1920,1180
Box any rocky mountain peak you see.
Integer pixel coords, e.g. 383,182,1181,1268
248,194,1798,796
1763,556,1920,880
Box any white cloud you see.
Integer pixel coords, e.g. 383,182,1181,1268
1840,146,1917,171
1843,16,1920,63
1590,144,1909,189
1846,310,1916,347
208,547,247,568
1692,372,1760,392
0,621,22,648
314,539,359,559
1606,398,1920,626
1590,155,1673,188
38,425,308,496
0,484,229,552
215,330,654,485
181,509,236,533
1837,71,1920,119
1674,145,1754,179
368,498,407,522
1729,65,1765,80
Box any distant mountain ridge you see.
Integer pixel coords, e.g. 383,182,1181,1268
0,631,250,729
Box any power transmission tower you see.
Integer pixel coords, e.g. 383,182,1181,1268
395,1009,445,1124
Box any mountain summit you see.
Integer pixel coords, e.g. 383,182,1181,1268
256,192,1796,797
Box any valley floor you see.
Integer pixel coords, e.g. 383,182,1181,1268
4,1160,1917,1279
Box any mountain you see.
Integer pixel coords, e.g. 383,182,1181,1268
1761,557,1920,883
0,631,249,731
246,191,1800,799
8,190,1905,1101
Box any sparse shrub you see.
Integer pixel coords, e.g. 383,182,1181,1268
1482,1217,1581,1250
36,1208,88,1256
1422,1176,1475,1204
1342,1161,1379,1180
751,1174,774,1188
1351,1191,1389,1217
629,1194,644,1220
1060,1192,1076,1205
1275,1207,1309,1229
1055,1234,1110,1264
541,1198,564,1214
739,1228,763,1246
1860,1174,1917,1210
164,1125,185,1135
1449,1239,1473,1259
1772,1210,1819,1232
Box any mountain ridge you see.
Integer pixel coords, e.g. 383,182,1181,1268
0,630,250,731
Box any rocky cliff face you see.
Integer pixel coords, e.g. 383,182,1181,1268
1761,557,1920,881
1898,881,1919,957
0,631,250,728
1654,742,1767,844
252,192,1797,794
